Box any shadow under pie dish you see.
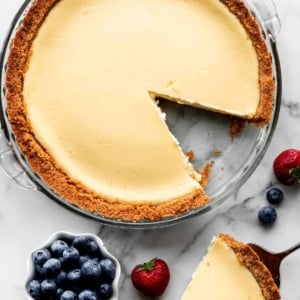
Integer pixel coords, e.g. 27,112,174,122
0,0,281,226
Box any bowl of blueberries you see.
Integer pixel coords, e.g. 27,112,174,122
25,231,121,300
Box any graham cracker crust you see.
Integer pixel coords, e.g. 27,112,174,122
4,0,274,221
221,0,274,127
219,234,281,300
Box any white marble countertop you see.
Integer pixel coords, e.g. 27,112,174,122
1,0,300,299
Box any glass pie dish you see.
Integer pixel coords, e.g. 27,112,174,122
0,0,281,228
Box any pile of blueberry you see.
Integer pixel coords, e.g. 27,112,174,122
27,234,117,300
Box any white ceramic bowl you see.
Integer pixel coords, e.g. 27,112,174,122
25,231,121,300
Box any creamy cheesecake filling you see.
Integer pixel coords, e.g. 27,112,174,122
181,237,265,300
23,0,260,203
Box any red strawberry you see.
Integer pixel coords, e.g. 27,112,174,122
131,258,170,297
273,149,300,185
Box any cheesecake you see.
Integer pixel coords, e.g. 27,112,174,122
181,234,281,300
5,0,274,221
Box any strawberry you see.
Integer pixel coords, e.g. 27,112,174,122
131,258,170,297
273,149,300,185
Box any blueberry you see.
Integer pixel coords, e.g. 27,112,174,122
56,287,64,299
41,279,57,295
56,270,68,286
99,258,116,283
266,188,284,205
78,289,97,300
43,258,61,276
258,206,277,225
79,255,91,266
27,280,42,300
87,240,101,257
62,247,80,269
67,269,82,286
60,290,77,300
32,248,51,266
99,283,113,299
50,240,69,257
35,264,47,279
81,260,102,282
72,236,90,253
72,236,101,257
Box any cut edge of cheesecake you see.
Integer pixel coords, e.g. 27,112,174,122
181,233,281,300
4,0,274,221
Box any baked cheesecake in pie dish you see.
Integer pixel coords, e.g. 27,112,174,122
4,0,274,221
181,234,281,300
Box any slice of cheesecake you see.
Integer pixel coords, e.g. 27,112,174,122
181,234,280,300
5,0,274,221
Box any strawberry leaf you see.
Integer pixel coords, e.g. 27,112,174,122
137,258,157,272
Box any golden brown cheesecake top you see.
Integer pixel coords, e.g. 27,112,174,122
5,0,274,221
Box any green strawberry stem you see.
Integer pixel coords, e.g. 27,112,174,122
138,258,157,272
289,166,300,184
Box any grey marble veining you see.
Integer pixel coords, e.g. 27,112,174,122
1,0,300,299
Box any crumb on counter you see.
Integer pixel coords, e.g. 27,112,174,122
213,149,223,156
186,150,195,161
